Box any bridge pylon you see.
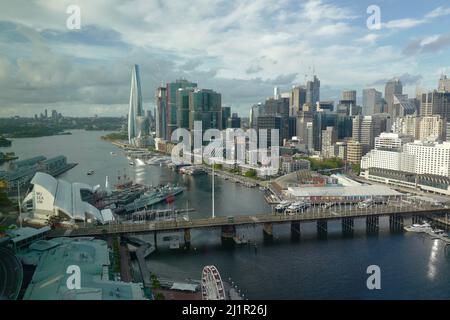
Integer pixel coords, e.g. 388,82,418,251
366,216,379,234
184,228,191,249
389,214,404,231
290,222,300,240
342,217,354,236
263,223,274,242
317,220,327,239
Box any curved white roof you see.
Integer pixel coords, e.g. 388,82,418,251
31,172,58,196
27,172,109,224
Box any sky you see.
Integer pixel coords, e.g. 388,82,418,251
0,0,449,117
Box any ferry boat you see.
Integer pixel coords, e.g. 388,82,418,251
404,222,432,233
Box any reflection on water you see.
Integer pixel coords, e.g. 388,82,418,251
427,240,440,280
3,130,450,299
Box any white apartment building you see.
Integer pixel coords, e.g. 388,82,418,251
404,141,450,176
362,135,450,178
392,115,444,141
418,116,444,141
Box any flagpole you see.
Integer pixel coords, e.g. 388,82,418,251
17,181,22,228
212,160,215,219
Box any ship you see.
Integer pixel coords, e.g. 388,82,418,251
124,184,184,213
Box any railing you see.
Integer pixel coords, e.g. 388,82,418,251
48,202,448,237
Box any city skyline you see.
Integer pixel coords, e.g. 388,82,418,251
0,0,449,117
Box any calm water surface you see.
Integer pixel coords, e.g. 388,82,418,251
2,130,450,299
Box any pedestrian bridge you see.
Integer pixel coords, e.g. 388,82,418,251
48,202,449,242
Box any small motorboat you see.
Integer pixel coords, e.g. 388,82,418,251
404,222,432,233
87,170,95,175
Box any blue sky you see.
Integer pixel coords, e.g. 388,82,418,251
0,0,449,117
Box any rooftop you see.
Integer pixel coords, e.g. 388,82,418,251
23,237,147,300
286,184,401,198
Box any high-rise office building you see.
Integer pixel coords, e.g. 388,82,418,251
338,90,358,116
263,95,290,143
352,114,390,153
306,75,320,106
290,85,307,116
393,115,444,141
385,78,403,117
128,64,143,143
312,112,352,152
312,111,337,151
438,74,450,92
155,86,167,139
227,113,241,129
176,87,195,130
392,94,416,118
257,115,282,148
166,79,197,139
189,88,222,134
264,97,289,118
306,122,314,152
296,111,314,143
418,115,444,141
321,126,337,158
316,101,334,112
249,103,263,129
420,90,450,120
362,88,383,115
222,106,231,129
392,115,420,139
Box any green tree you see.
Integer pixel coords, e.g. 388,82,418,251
244,169,257,178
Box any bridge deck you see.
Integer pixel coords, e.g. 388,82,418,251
47,204,448,238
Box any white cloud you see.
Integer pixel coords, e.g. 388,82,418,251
0,0,448,116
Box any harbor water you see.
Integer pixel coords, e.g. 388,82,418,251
2,129,450,299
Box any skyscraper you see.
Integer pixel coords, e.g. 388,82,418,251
352,114,390,154
166,79,197,140
189,88,222,135
128,64,143,143
339,90,358,115
306,75,320,106
176,87,195,130
155,86,167,139
438,74,450,92
385,78,403,117
362,88,382,115
290,85,307,116
222,106,231,129
420,90,450,119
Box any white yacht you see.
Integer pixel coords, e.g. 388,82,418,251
285,201,309,215
430,228,449,237
404,222,432,233
275,201,290,212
